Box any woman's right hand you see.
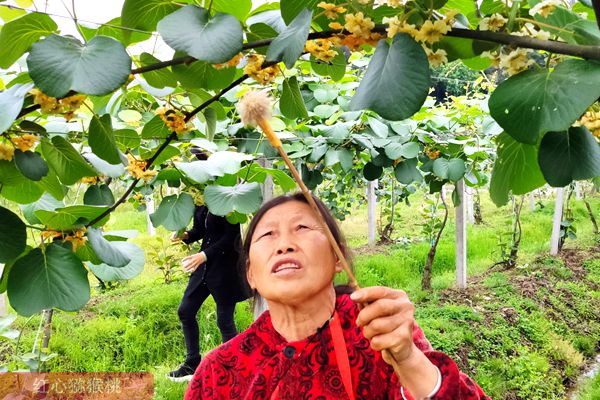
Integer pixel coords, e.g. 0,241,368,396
182,252,206,273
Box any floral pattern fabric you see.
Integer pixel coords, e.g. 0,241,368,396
185,294,490,400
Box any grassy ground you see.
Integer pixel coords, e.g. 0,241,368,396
2,191,599,399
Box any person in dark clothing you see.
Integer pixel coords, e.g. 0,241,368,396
167,204,251,382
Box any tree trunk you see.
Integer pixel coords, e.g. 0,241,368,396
508,197,524,267
367,180,377,246
422,190,449,291
550,188,565,256
583,193,599,234
473,189,483,224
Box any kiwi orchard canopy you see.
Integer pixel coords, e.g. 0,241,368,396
0,0,599,315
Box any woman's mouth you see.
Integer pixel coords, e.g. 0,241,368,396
271,259,302,274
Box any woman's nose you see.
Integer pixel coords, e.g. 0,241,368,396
275,232,296,254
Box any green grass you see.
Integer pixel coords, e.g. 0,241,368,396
3,191,599,399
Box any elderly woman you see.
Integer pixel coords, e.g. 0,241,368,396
185,193,489,399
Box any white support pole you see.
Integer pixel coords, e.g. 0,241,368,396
466,187,475,225
145,195,156,236
258,158,274,201
574,182,581,200
529,192,536,212
0,264,6,316
550,187,565,256
367,180,377,246
455,180,467,289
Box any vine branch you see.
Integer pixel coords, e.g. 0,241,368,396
87,74,247,227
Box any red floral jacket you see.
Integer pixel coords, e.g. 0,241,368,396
185,294,490,399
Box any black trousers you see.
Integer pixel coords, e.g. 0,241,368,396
177,270,238,362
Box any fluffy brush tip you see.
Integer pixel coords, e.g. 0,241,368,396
237,90,273,127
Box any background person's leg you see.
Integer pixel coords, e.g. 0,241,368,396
178,279,211,363
215,302,237,343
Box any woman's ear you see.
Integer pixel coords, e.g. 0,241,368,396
334,258,343,273
246,262,256,289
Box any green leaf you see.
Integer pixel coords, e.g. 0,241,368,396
139,52,177,89
83,184,114,206
41,136,97,185
158,5,243,64
89,114,122,165
314,104,338,119
38,169,66,201
311,49,346,81
313,86,339,103
212,0,252,21
87,227,130,268
489,133,546,206
114,128,140,150
266,8,312,68
489,59,600,144
14,150,48,181
384,142,420,160
350,33,431,121
88,242,145,282
281,77,308,119
204,108,217,141
432,158,464,181
1,179,44,204
83,153,125,178
87,242,144,282
141,114,170,139
0,83,34,134
21,193,63,225
172,59,236,90
150,193,194,231
0,206,26,263
175,151,254,184
363,162,383,181
35,205,109,230
91,17,152,46
394,158,422,184
0,12,57,69
204,183,263,216
538,126,600,187
281,0,319,24
8,244,90,316
27,35,131,98
121,0,179,31
0,159,25,186
338,148,353,172
139,144,180,165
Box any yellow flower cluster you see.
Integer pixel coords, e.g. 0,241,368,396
80,176,99,185
10,134,38,152
387,0,404,6
499,48,535,75
578,110,600,137
64,228,87,251
415,19,452,44
0,142,14,161
305,38,339,62
213,52,243,70
529,0,561,18
41,230,63,241
383,16,418,38
156,107,190,134
243,53,280,85
425,148,441,160
423,47,448,66
30,89,87,121
344,12,375,39
126,154,157,182
317,2,346,19
479,13,507,31
337,32,384,51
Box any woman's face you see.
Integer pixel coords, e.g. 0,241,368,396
247,201,341,304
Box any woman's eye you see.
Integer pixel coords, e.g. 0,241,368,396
297,224,309,230
259,231,273,238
